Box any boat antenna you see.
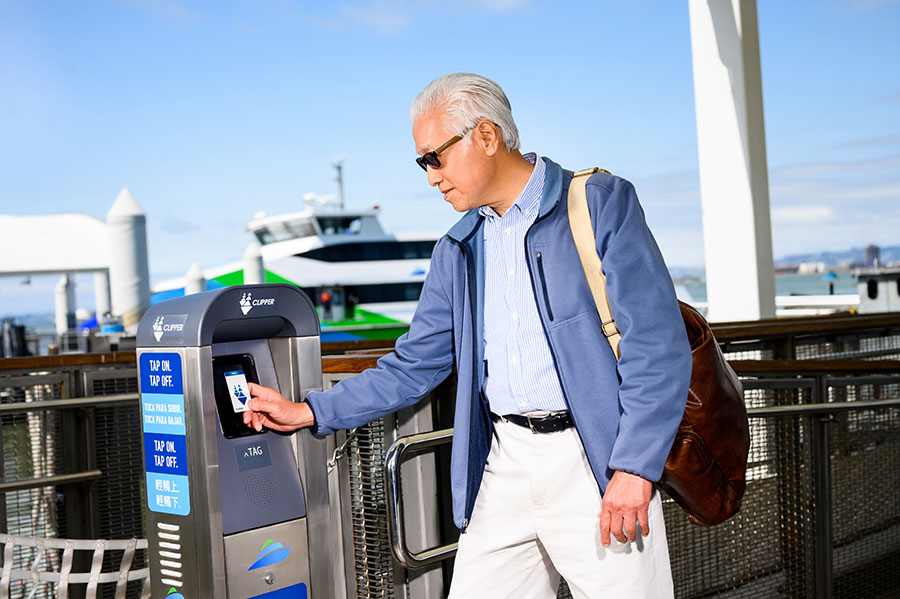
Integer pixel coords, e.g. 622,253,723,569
333,155,345,211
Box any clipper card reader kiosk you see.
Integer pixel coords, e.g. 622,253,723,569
137,284,332,598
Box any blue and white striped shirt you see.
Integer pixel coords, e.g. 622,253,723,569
480,154,568,416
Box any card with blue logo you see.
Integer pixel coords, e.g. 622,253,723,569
225,369,251,413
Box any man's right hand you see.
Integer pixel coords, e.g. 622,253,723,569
242,382,315,433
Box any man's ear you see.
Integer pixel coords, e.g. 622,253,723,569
474,120,502,157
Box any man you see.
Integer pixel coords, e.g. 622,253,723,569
244,73,692,598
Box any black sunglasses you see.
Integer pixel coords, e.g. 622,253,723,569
415,134,463,171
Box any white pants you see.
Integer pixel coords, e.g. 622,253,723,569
448,418,674,599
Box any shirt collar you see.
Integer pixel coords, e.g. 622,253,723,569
479,153,544,219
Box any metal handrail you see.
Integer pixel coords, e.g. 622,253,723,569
0,393,139,414
746,397,900,417
384,428,456,569
0,470,103,493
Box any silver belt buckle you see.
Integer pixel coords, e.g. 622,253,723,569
523,410,551,434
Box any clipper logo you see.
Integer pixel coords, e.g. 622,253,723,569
240,293,253,315
239,292,275,315
152,316,185,342
248,539,290,571
166,588,184,599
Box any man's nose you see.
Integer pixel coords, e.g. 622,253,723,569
426,166,442,187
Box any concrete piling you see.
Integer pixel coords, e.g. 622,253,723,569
54,274,76,335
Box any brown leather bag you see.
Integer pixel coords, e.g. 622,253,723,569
567,168,750,526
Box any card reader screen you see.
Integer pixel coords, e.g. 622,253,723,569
212,354,263,439
224,370,251,413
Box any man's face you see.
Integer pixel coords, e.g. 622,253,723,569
412,109,492,213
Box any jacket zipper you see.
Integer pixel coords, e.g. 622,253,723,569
535,252,554,321
449,219,485,533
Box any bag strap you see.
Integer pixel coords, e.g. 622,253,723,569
567,167,622,360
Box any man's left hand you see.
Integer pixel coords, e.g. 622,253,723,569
598,470,653,546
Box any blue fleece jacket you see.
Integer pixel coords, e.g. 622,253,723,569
306,157,692,531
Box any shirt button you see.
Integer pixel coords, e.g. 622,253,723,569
519,401,527,408
505,227,511,234
508,269,514,277
510,356,518,365
511,312,518,320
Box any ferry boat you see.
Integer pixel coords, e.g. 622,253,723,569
152,193,438,342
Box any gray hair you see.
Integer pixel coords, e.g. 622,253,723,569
409,73,521,151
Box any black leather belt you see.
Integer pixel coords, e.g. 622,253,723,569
492,411,574,434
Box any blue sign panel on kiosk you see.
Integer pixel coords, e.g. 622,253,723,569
140,352,190,516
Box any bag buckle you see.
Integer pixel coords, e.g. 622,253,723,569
601,319,619,338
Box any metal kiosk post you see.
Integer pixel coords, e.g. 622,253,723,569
136,284,331,598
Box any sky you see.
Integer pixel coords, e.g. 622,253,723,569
1,0,899,316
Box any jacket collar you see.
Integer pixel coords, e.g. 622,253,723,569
446,156,564,243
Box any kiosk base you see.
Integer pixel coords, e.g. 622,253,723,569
224,519,310,598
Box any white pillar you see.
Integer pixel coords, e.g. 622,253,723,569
688,0,776,322
106,188,151,331
54,274,76,335
243,243,265,284
185,262,206,295
93,270,112,318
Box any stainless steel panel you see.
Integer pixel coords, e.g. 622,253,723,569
287,336,339,599
224,518,310,599
192,345,228,596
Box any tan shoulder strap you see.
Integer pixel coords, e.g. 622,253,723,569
567,168,622,360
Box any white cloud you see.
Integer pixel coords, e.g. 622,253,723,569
481,0,529,11
105,0,194,24
338,0,410,36
830,182,900,201
838,134,900,148
334,0,528,36
772,205,837,224
771,153,900,178
847,0,900,11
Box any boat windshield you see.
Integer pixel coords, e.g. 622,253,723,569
317,216,362,235
253,218,318,245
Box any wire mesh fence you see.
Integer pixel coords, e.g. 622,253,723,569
347,420,396,599
0,360,145,599
0,376,68,599
666,381,819,598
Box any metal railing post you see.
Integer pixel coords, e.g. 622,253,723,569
812,412,835,599
773,391,814,598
